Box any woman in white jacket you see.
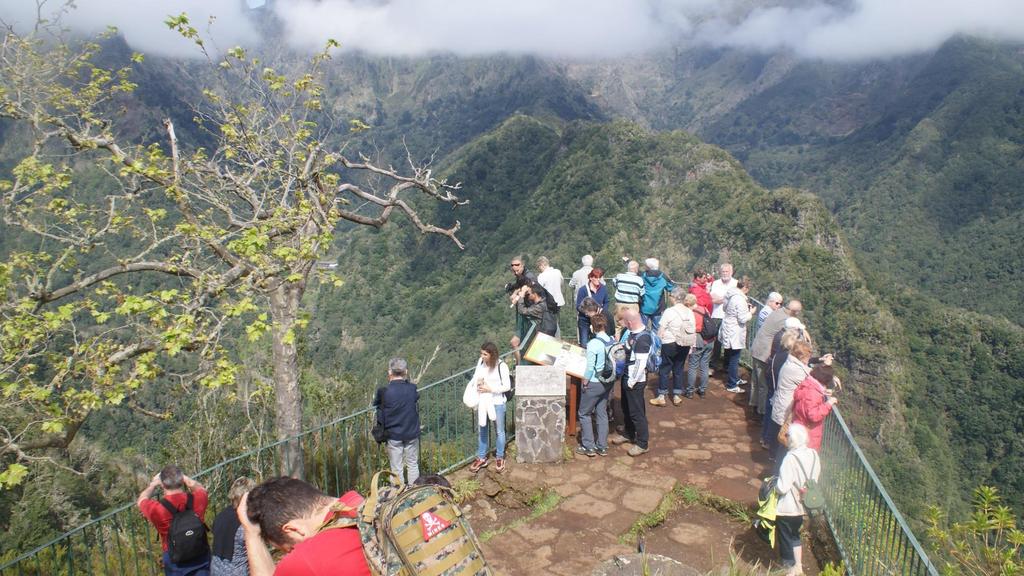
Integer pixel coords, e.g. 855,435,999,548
720,276,753,393
651,289,697,406
468,342,512,473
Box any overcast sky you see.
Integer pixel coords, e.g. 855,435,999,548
2,0,1023,61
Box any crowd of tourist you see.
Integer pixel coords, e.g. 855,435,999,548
501,253,839,574
133,254,837,576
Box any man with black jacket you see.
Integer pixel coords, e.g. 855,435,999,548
512,281,558,337
505,256,538,340
373,358,420,484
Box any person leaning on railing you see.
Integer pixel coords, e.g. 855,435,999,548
792,363,839,451
763,327,803,451
769,340,813,465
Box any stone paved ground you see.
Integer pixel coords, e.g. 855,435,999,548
453,371,826,575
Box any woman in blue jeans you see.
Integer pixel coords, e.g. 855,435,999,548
651,290,696,405
468,342,511,473
687,301,713,397
578,314,613,456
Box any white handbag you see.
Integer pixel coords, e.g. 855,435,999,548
462,379,479,409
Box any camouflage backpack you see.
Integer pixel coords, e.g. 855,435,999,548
319,471,491,576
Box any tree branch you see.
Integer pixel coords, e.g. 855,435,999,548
36,261,201,304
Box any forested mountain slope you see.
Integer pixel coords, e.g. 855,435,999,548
310,114,1024,520
568,38,1024,326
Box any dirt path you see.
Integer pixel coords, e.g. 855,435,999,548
455,372,824,575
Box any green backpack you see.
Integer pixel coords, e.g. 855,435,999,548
320,471,492,576
795,452,826,514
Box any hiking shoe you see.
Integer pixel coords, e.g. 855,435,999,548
735,379,748,387
649,395,667,407
672,395,684,405
495,458,506,472
610,434,632,446
698,391,706,398
596,447,608,456
726,385,744,393
627,445,649,457
469,458,489,473
576,446,596,458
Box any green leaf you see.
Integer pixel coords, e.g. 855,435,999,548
41,420,65,434
0,463,29,488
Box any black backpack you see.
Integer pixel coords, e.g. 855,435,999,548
699,310,721,340
540,285,560,313
159,494,209,564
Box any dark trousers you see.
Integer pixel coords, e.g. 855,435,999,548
763,418,784,472
656,342,690,396
762,396,775,443
577,316,593,346
620,377,649,449
711,338,723,368
776,515,804,567
162,552,210,576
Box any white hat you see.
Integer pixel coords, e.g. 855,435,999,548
785,317,805,331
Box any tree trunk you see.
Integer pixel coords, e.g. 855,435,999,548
269,277,306,478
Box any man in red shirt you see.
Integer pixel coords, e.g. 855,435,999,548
238,476,371,576
136,465,211,576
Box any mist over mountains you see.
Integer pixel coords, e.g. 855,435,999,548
4,0,1024,60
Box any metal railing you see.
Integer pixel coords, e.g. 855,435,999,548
0,349,519,576
742,295,938,575
819,409,939,575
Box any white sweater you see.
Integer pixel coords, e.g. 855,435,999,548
777,447,821,516
469,360,511,426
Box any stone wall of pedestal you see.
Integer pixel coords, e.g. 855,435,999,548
514,365,565,463
514,396,565,463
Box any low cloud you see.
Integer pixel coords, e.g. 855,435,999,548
2,0,1023,61
0,0,257,58
699,0,1024,60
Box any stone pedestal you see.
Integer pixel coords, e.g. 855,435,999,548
514,365,565,463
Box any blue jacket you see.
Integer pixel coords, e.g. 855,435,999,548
641,271,674,315
374,379,420,442
575,283,609,319
583,333,612,382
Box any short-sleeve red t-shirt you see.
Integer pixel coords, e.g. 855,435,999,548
274,491,371,576
138,488,209,552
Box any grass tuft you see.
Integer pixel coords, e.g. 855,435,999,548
479,488,563,542
621,483,755,545
451,478,481,504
